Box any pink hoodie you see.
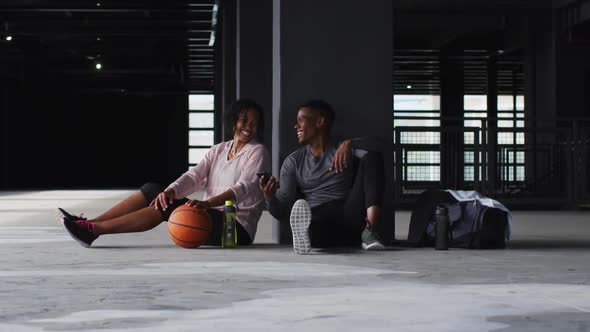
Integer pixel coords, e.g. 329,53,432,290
166,140,270,241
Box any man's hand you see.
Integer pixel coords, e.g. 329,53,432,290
151,188,176,211
185,199,211,210
259,175,277,201
331,139,352,173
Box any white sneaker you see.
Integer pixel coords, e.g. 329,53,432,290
290,199,312,255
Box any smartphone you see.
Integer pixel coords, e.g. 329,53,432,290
257,172,271,186
256,172,271,179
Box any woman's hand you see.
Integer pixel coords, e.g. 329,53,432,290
185,199,211,210
259,175,277,202
331,140,352,173
151,188,176,211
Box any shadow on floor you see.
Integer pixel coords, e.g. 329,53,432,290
507,239,590,250
90,243,407,252
91,243,286,250
91,244,175,249
388,239,590,250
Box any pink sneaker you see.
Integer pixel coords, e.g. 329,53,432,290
58,208,98,247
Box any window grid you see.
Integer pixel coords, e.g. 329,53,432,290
405,151,441,164
394,95,442,185
463,94,525,183
405,166,441,182
496,94,525,182
463,96,487,183
400,131,441,145
188,94,215,166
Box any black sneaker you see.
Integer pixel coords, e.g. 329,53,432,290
58,208,98,247
58,208,81,223
361,224,385,251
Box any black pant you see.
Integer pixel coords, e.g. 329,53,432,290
140,182,252,246
308,152,384,247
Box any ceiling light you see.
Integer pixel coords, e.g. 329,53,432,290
5,35,12,41
406,85,412,89
96,2,101,7
95,63,102,70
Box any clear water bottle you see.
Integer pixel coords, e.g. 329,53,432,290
222,200,237,248
435,205,449,250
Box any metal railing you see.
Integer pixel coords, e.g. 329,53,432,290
393,116,590,209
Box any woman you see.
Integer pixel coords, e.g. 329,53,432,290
59,98,270,247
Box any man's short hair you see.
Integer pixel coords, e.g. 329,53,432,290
299,99,335,129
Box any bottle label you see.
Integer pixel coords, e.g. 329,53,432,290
222,212,237,247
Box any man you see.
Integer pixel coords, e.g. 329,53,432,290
260,99,386,254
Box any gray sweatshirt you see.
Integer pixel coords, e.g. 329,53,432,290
266,137,383,219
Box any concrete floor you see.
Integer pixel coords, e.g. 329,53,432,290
1,190,590,331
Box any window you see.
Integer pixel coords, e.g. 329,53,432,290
462,94,525,182
188,94,215,167
497,95,525,182
394,95,441,182
463,95,487,181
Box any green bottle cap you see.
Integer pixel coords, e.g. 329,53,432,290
225,200,234,206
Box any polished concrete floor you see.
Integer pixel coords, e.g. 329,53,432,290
0,190,589,331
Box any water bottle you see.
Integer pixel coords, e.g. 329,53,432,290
435,205,449,250
222,200,237,248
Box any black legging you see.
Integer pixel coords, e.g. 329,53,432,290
140,182,252,246
308,152,384,247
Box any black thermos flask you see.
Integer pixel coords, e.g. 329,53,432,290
435,205,449,250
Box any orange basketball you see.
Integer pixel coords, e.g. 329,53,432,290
167,205,212,248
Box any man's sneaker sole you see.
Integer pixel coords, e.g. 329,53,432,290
290,199,312,255
362,241,386,251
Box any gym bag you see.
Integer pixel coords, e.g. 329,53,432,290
407,189,512,249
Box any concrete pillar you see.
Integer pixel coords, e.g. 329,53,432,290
236,0,273,147
272,0,394,243
524,9,559,198
219,0,237,140
439,51,464,189
487,57,498,192
526,10,557,122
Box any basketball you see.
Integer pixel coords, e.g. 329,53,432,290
167,205,212,248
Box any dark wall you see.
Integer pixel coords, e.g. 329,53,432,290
274,0,394,242
557,41,590,118
220,0,237,140
526,9,590,120
0,83,187,189
237,0,273,149
526,9,558,120
278,0,393,159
